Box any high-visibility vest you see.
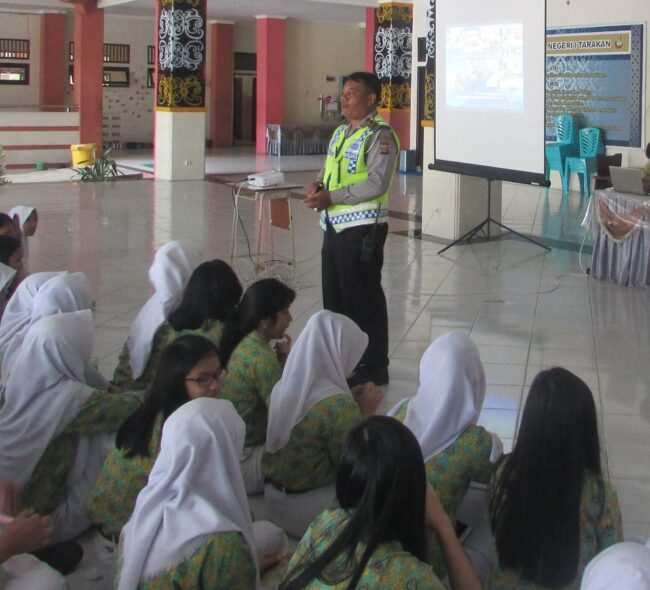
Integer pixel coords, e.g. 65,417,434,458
320,113,399,232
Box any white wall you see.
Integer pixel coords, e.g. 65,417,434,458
0,13,41,106
284,19,365,126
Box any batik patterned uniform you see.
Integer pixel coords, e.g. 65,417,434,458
220,331,282,449
21,390,140,515
284,508,445,590
86,413,164,539
112,320,224,393
262,395,361,492
487,464,623,590
118,532,255,590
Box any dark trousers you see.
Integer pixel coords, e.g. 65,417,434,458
321,222,389,375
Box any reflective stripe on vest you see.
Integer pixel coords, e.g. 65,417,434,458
320,113,398,232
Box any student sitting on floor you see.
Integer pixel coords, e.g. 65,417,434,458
488,367,623,590
165,259,242,344
0,237,23,304
116,397,287,590
112,240,201,392
87,335,223,541
7,207,36,275
0,272,93,387
0,272,66,359
262,310,383,538
281,416,482,590
0,311,141,543
219,278,296,494
0,264,16,323
388,331,502,579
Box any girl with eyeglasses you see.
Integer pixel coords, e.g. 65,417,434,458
87,335,223,541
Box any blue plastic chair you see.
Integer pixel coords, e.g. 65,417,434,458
563,127,604,197
545,115,578,189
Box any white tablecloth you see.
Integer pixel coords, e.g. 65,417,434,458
583,189,650,287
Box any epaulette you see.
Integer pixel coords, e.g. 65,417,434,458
366,118,378,131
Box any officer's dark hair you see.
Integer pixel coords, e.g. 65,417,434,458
344,72,382,104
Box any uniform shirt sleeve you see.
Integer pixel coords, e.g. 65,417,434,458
65,390,141,434
329,127,399,206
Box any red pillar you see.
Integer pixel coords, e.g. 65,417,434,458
73,1,104,150
39,14,66,106
365,8,376,74
255,17,285,155
210,22,234,148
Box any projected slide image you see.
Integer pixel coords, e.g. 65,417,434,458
446,23,524,110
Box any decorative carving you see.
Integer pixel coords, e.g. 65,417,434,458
379,81,411,109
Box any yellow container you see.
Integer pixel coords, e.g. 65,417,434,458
70,143,96,167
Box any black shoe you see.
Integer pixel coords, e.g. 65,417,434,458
31,541,84,575
368,368,389,386
347,368,389,388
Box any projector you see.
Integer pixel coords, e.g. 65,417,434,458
247,170,285,188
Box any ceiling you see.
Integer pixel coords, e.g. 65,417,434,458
0,0,373,24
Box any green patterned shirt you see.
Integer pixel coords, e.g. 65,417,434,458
119,532,256,590
87,413,164,538
220,330,282,448
487,462,623,590
284,508,445,590
393,405,497,577
22,390,141,515
112,320,224,393
262,395,361,493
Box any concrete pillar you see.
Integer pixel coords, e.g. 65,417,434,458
73,1,104,149
364,8,376,73
209,22,234,148
255,17,285,155
39,14,66,106
374,1,413,148
154,0,207,180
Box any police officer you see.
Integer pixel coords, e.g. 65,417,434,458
304,72,399,386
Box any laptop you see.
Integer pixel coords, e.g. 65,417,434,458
609,166,650,196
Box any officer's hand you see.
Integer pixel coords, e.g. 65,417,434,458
306,182,321,197
303,191,332,212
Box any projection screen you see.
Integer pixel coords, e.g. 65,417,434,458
432,0,546,185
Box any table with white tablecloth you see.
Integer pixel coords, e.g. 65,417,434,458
583,189,650,287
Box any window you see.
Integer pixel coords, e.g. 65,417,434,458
104,43,130,64
234,52,256,72
147,68,155,88
0,63,29,84
103,66,130,87
147,45,155,65
0,39,29,60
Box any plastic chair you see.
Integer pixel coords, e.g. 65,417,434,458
298,126,319,154
545,114,578,189
594,153,622,190
564,127,605,197
266,124,280,155
280,125,298,156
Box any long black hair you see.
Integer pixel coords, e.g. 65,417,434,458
0,235,21,265
282,416,429,590
219,278,295,366
489,367,602,587
115,334,220,458
168,259,242,331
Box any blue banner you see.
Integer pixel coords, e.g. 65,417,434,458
546,24,644,147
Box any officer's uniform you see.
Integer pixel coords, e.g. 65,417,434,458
315,111,399,383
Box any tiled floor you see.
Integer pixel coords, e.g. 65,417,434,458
2,149,649,586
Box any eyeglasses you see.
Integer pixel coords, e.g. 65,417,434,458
185,369,224,388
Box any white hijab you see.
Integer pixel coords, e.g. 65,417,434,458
0,263,16,295
266,310,368,454
0,271,67,350
117,398,258,590
127,240,201,379
8,206,36,270
388,331,489,461
0,272,92,386
581,540,650,590
0,310,97,485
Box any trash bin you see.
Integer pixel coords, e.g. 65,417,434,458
35,161,48,171
70,144,96,167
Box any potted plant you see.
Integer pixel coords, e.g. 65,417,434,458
73,146,123,182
